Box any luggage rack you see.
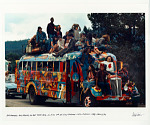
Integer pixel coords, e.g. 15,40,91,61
25,44,47,55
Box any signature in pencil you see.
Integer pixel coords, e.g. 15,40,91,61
132,112,143,117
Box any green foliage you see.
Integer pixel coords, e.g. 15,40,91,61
5,53,22,74
87,13,145,43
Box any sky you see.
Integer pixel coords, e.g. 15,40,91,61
5,13,92,41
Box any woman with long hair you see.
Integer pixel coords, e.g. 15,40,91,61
83,64,96,93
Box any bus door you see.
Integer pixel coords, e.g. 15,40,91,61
70,61,80,104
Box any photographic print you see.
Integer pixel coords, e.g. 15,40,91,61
5,13,145,107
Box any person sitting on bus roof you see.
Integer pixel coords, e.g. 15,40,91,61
49,36,58,53
86,33,92,46
96,63,111,96
105,56,114,62
55,25,62,38
95,34,111,53
63,31,69,41
36,26,47,51
53,33,77,57
57,35,65,50
94,46,103,57
55,34,70,55
49,35,65,53
83,64,96,94
28,35,36,49
92,33,97,46
80,47,95,80
118,64,130,87
75,33,87,51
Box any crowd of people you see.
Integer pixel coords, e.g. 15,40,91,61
28,17,111,57
27,17,129,96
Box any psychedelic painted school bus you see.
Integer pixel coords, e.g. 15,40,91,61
15,51,140,106
15,51,84,105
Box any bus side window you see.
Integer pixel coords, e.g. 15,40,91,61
43,62,47,71
60,62,65,72
48,62,53,71
19,62,22,70
54,62,59,72
37,62,43,71
32,62,36,71
23,61,27,70
27,62,31,71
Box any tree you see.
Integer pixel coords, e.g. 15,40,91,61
83,26,92,35
87,13,145,43
6,53,22,73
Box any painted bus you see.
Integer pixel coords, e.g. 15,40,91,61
15,51,140,106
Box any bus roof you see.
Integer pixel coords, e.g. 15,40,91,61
19,51,117,62
90,52,117,61
19,51,82,62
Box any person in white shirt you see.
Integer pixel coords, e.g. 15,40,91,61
57,35,65,49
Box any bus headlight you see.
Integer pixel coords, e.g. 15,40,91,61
124,85,128,91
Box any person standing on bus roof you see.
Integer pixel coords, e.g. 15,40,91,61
47,17,55,51
36,26,47,51
72,24,81,41
47,17,55,41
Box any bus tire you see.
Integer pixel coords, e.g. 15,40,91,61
29,86,39,105
83,92,96,107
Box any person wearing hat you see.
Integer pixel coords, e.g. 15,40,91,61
96,63,111,96
118,63,130,86
36,26,47,51
53,33,76,57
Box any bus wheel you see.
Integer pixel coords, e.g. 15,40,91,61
22,94,27,99
83,93,96,107
29,87,38,105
